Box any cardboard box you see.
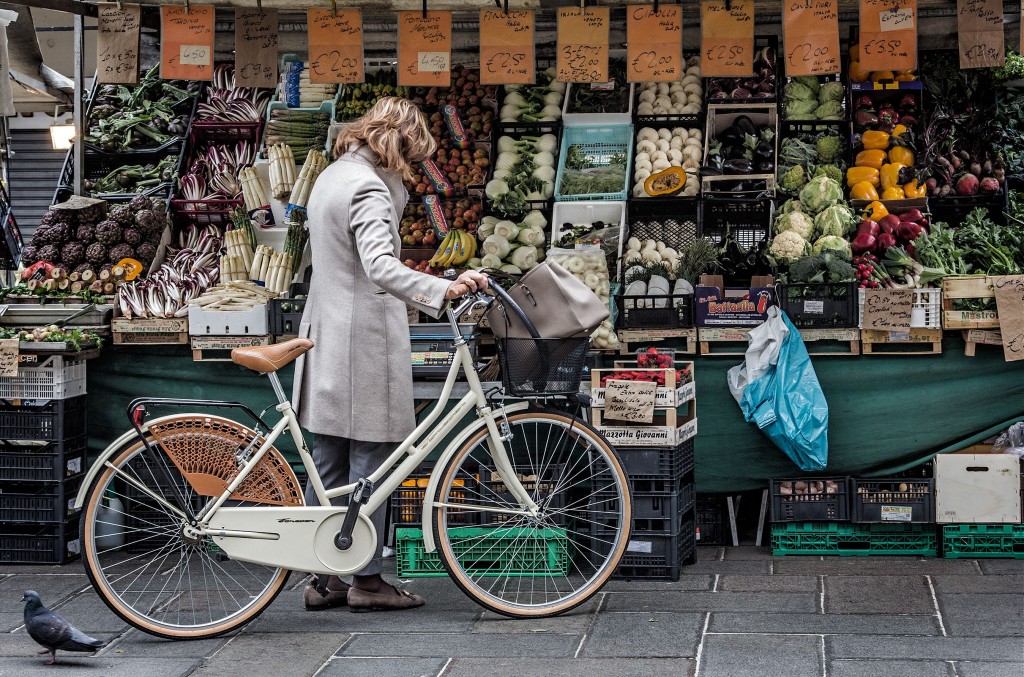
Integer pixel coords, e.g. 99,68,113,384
935,453,1022,524
188,304,269,336
695,275,775,327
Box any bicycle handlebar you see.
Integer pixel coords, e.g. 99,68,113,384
444,269,541,340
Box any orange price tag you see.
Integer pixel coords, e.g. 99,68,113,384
397,11,452,87
859,0,917,72
307,9,364,84
556,7,609,83
627,5,683,82
479,10,534,85
701,0,755,77
160,5,215,81
783,0,841,75
957,0,1004,69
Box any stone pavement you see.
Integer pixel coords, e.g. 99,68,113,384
1,546,1021,677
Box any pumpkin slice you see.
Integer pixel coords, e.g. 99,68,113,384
643,167,686,197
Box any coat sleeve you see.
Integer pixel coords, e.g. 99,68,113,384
349,179,452,317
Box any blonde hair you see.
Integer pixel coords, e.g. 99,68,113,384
334,97,436,178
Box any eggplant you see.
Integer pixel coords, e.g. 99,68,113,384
724,158,753,175
756,161,775,173
718,127,742,145
753,142,773,162
854,109,879,128
700,165,724,177
733,116,756,136
728,144,749,160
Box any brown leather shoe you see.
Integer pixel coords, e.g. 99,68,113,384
347,584,425,612
303,577,350,610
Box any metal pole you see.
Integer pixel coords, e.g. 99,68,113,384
72,14,83,196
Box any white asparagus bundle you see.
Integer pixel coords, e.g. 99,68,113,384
290,149,328,208
267,143,296,199
188,280,277,310
219,254,249,282
239,166,269,212
224,228,254,273
264,251,294,294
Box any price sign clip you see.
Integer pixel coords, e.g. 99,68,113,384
115,0,122,10
330,0,337,16
422,0,427,20
256,0,262,13
183,0,189,14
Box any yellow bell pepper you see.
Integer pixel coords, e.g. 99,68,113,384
888,146,915,166
864,200,889,221
849,60,869,83
880,163,905,190
871,70,896,82
861,131,891,151
850,181,879,201
881,186,905,200
847,166,880,188
891,124,909,139
903,179,926,198
855,149,888,170
894,70,917,82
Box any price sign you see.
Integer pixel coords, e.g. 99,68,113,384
783,0,840,75
627,5,683,82
234,9,278,88
479,10,534,85
862,288,914,330
701,0,754,77
161,5,215,81
96,3,140,84
957,0,1004,69
556,7,610,83
992,275,1024,362
859,0,917,72
604,380,657,423
0,338,17,377
307,9,364,84
397,11,452,87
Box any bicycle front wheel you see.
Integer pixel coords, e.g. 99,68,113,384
81,426,299,639
433,410,631,617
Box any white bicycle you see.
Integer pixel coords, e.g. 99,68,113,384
74,284,632,639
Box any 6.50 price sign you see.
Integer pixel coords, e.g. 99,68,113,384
307,9,364,84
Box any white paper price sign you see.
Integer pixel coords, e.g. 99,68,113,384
179,44,211,67
418,52,450,72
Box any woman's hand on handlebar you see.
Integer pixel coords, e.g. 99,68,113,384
444,270,489,299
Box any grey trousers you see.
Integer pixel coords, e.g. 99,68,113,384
304,433,394,576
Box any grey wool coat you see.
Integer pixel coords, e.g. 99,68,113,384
292,145,451,443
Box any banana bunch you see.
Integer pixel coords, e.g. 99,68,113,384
428,228,477,268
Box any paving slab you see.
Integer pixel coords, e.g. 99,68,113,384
338,632,580,658
42,591,129,634
955,661,1024,676
444,657,696,677
774,558,981,576
0,656,200,677
0,630,118,657
0,613,24,632
318,657,447,677
717,574,818,592
191,632,349,677
0,575,90,608
722,546,772,560
709,612,939,636
931,575,1024,595
604,590,817,613
936,594,1024,637
600,576,713,592
676,560,771,575
699,633,822,677
977,561,1024,575
100,629,228,658
828,659,953,677
825,575,933,614
473,599,597,634
828,636,1024,661
582,612,702,658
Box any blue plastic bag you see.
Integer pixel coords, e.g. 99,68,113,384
727,307,829,471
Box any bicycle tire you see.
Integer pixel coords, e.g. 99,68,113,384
432,409,632,618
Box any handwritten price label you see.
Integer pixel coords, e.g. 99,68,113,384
557,8,610,83
701,0,754,76
879,7,915,31
992,275,1024,362
307,9,364,84
957,0,1004,68
398,11,452,86
783,0,840,75
234,9,278,88
161,6,215,80
627,5,682,82
479,10,534,84
97,3,140,84
859,0,916,71
180,45,211,66
418,52,449,73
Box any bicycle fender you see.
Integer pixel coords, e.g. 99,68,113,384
72,413,205,509
421,401,529,553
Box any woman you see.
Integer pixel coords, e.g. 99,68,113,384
292,97,488,612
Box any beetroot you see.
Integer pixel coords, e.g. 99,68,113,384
956,173,980,196
979,177,1001,194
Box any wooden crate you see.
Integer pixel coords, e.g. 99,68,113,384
861,328,943,355
942,276,999,330
111,315,189,345
616,327,697,355
698,326,860,357
591,406,697,448
591,366,695,408
961,329,1003,357
191,335,271,362
698,326,752,356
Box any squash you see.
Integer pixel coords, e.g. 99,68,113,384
643,167,687,197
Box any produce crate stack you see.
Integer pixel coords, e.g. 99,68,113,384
0,372,89,563
589,352,698,580
935,451,1023,559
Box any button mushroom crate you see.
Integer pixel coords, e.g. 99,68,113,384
770,478,851,522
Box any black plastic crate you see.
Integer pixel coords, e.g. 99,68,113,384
851,478,935,524
0,204,24,269
695,496,727,545
610,518,696,581
627,197,699,252
0,395,88,442
392,470,476,527
698,196,773,251
0,475,82,523
0,516,81,564
481,471,568,525
777,282,859,328
615,439,695,480
929,191,1009,227
615,294,695,329
0,436,87,482
593,481,695,534
770,477,850,522
269,297,307,337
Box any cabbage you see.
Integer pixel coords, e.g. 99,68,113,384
786,98,819,117
775,210,815,241
813,204,856,238
784,81,817,102
819,81,845,102
814,100,844,120
812,235,852,260
799,176,844,214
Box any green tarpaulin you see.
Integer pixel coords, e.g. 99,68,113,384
84,334,1024,494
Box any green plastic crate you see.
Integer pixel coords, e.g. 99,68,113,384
942,524,1024,559
396,527,569,578
771,522,938,557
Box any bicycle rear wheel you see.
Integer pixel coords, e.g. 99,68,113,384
81,420,301,639
432,410,631,617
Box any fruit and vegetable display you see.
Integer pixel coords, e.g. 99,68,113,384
706,45,776,101
704,114,776,177
782,76,845,121
565,61,630,114
485,134,558,216
335,70,409,121
769,177,854,269
84,154,180,197
499,69,566,123
277,61,339,108
264,107,331,159
475,210,547,273
425,227,479,270
546,247,618,350
401,198,480,246
634,58,703,117
558,143,628,198
179,143,258,201
194,64,272,124
777,132,846,195
846,43,918,85
598,349,689,385
621,236,721,304
189,280,280,312
0,325,102,350
847,125,923,201
632,127,702,198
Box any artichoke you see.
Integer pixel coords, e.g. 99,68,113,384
60,242,85,268
20,245,39,265
29,225,52,246
128,195,153,212
109,243,134,263
75,223,96,242
150,197,168,214
110,204,134,227
47,223,72,244
40,210,62,227
95,220,123,246
37,244,60,263
123,227,142,245
135,242,157,262
134,209,158,232
85,242,107,265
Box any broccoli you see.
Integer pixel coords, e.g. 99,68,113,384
814,164,844,184
786,251,856,283
780,165,808,192
815,135,843,164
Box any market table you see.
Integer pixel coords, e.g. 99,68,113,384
83,334,1024,494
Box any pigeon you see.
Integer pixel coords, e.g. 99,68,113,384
21,590,106,665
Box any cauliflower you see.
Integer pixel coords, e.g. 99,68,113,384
819,81,845,102
768,230,809,263
815,136,843,164
814,204,856,238
812,235,852,260
814,100,844,120
775,210,815,241
780,165,808,192
814,164,844,184
779,198,804,215
799,176,844,214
